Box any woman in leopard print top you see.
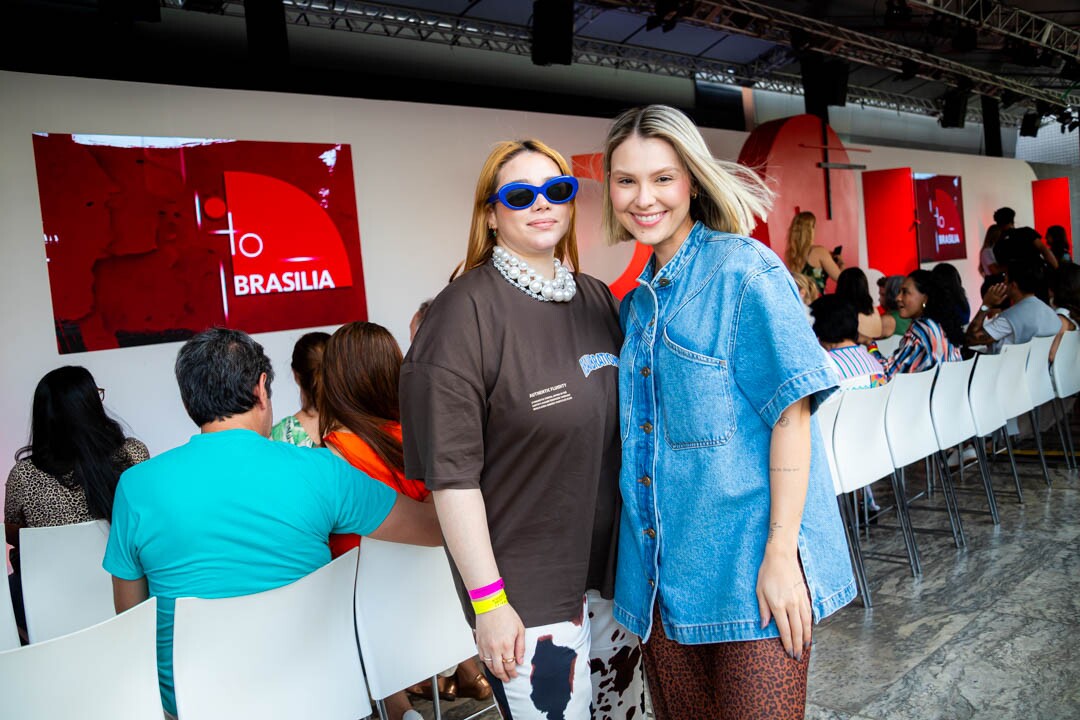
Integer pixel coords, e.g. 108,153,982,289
4,367,149,561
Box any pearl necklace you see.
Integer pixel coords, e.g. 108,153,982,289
492,246,577,302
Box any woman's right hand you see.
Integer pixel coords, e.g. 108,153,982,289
475,603,526,682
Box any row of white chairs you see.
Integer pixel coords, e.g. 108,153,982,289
818,333,1080,608
1,532,491,720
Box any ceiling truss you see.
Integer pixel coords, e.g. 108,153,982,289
197,0,1032,126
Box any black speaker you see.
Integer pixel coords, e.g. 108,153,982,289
800,53,848,120
532,0,573,66
245,0,289,69
1020,111,1041,138
940,87,969,128
980,95,1002,156
694,81,746,131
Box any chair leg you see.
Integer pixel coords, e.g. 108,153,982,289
1030,408,1053,487
1053,397,1076,471
892,469,921,576
935,451,967,548
837,496,872,608
973,440,1001,525
375,699,390,720
432,674,443,720
1002,429,1025,504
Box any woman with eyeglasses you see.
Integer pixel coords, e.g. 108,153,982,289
603,106,854,719
5,366,149,639
400,140,644,719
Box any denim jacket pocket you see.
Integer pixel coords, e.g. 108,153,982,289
658,331,736,449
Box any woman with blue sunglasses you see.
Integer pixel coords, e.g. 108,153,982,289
401,139,644,719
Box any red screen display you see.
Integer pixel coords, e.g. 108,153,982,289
31,134,367,354
914,174,967,263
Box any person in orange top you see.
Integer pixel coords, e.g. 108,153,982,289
319,321,431,557
318,321,491,710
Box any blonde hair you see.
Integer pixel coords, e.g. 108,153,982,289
601,105,773,245
451,139,580,281
792,272,819,305
785,211,817,272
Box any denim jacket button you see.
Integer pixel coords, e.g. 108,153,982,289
657,278,671,287
641,422,654,434
638,475,652,486
647,579,655,588
644,528,656,538
641,366,651,377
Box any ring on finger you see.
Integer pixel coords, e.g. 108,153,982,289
502,657,515,663
481,656,493,662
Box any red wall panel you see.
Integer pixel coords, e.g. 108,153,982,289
1032,177,1072,251
862,168,919,277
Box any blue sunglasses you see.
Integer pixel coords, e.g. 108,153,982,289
487,176,579,210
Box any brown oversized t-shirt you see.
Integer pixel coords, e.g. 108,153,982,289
400,262,622,628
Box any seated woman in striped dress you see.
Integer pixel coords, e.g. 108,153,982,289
810,295,885,389
882,270,963,380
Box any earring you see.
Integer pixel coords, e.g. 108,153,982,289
922,302,926,309
489,227,497,239
691,190,699,200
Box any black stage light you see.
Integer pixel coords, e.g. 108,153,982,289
1020,112,1041,138
532,0,573,66
940,86,969,128
952,25,978,53
896,59,919,82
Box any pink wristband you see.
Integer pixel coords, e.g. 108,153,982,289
468,578,505,601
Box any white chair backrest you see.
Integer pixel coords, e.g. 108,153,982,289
884,366,941,468
815,392,844,495
929,357,977,449
0,598,161,720
355,538,479,700
998,342,1035,419
172,549,369,720
968,352,1009,437
1025,335,1057,405
876,334,902,358
19,519,113,643
1051,330,1080,398
0,569,20,651
832,383,895,494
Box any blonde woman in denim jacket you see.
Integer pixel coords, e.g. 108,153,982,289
602,105,856,719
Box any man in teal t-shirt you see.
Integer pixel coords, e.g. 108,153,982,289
104,328,440,717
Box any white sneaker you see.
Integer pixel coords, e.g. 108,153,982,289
402,711,424,720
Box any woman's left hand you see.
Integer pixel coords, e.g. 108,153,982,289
755,551,812,660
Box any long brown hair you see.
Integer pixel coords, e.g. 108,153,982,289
291,331,330,413
318,322,404,473
785,211,817,272
451,139,580,281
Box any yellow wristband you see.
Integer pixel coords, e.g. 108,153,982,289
471,589,509,615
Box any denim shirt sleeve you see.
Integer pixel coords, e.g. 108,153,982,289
730,266,838,427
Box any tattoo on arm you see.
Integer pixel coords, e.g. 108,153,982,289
769,466,801,473
777,415,790,427
768,522,781,543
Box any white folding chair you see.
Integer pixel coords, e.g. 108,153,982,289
885,367,966,549
0,598,162,719
929,357,1000,525
354,539,494,720
1050,329,1080,467
831,382,922,605
818,391,872,607
19,519,114,643
876,334,902,358
999,341,1053,486
0,570,20,651
173,549,371,720
1026,334,1072,474
968,351,1025,503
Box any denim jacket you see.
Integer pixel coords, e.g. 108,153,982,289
614,222,856,644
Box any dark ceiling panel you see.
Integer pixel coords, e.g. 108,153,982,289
701,35,777,64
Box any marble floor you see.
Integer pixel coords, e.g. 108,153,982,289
411,437,1080,720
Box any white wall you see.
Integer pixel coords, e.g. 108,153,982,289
0,70,1040,499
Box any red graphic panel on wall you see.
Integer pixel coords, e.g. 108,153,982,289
914,174,967,262
31,134,367,353
1032,177,1072,253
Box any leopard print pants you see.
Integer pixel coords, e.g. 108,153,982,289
641,602,811,720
